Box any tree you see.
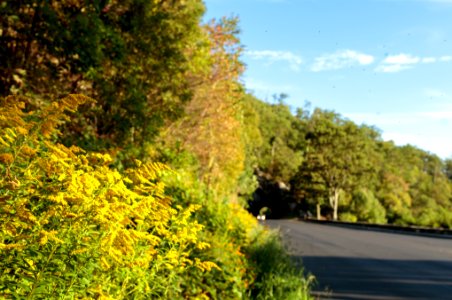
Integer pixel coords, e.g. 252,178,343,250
376,142,452,227
291,162,329,220
250,95,304,183
1,0,207,153
160,17,246,197
444,158,452,180
293,109,378,220
350,188,386,223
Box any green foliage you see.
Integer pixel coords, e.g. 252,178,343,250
377,171,414,224
293,108,380,220
287,107,451,228
1,0,207,151
1,1,312,298
444,158,452,180
160,17,247,199
349,188,387,224
0,95,219,299
339,212,358,222
247,94,303,183
0,95,312,299
160,150,312,299
246,230,313,300
375,143,452,227
237,94,263,204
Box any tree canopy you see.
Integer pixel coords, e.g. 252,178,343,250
249,99,452,227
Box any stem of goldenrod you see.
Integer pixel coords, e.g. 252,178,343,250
26,244,59,299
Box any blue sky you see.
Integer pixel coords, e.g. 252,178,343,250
203,0,452,159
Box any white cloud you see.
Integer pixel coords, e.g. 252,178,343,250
376,54,420,72
383,54,420,65
440,55,452,62
422,57,437,63
375,53,452,73
311,50,374,72
245,50,303,71
375,64,412,73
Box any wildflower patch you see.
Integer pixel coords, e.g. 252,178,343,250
0,95,216,299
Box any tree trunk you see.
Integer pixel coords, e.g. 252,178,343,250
329,188,340,221
316,203,321,220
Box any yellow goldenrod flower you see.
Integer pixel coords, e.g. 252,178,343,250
71,248,89,255
0,136,9,146
0,153,14,164
21,145,36,157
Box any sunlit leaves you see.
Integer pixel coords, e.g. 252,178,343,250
0,95,216,298
293,108,381,220
1,0,207,153
162,18,246,197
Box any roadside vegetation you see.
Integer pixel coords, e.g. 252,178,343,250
1,1,312,298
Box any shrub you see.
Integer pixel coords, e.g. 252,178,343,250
245,230,313,300
0,95,216,299
161,165,312,299
0,94,312,299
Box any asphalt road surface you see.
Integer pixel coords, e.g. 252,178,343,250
266,219,452,300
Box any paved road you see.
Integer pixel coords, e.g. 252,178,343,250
266,219,452,300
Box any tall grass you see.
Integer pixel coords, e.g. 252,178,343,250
246,229,314,300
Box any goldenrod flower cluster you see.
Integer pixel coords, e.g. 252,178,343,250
0,95,217,299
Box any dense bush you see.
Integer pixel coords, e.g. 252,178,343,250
161,164,312,299
246,231,313,300
0,95,218,298
0,95,312,299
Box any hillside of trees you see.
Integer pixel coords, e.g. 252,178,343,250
1,0,451,298
247,94,452,229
